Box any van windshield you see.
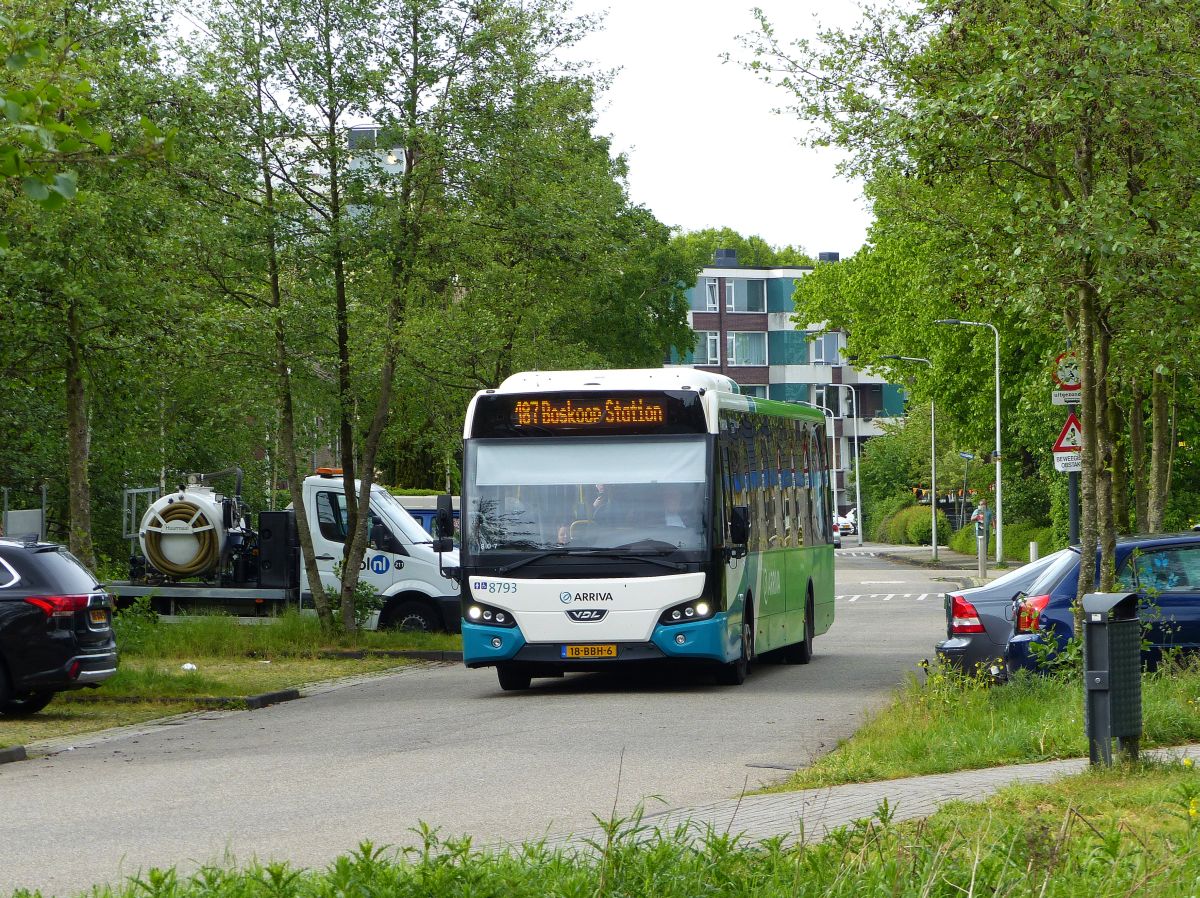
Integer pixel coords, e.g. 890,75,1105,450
372,490,436,544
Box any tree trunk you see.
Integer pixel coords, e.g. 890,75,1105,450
64,297,95,569
253,43,333,631
1109,394,1129,535
1130,379,1148,529
1095,318,1115,590
1075,282,1098,634
1147,370,1170,531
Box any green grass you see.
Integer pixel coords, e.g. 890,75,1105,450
765,658,1200,790
114,607,462,658
0,609,461,750
17,761,1200,898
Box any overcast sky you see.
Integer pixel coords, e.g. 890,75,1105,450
565,0,873,258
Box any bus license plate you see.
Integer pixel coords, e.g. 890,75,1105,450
562,644,617,659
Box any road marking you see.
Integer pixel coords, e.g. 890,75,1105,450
860,580,903,585
847,595,859,602
883,594,894,601
917,593,928,601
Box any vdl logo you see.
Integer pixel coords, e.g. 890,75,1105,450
369,555,390,575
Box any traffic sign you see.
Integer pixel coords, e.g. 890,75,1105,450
1054,452,1081,472
1052,350,1081,390
1053,413,1083,453
1052,390,1081,406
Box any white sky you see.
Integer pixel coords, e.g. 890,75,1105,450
566,0,873,258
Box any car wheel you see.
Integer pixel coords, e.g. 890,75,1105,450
717,617,753,686
1,690,56,717
496,664,531,691
385,599,440,632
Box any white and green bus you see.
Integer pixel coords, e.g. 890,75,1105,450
444,368,836,691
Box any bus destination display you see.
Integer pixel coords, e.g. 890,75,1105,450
514,397,665,428
470,391,708,437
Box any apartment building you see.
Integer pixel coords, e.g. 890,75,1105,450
669,249,904,515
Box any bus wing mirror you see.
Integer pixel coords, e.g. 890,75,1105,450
435,494,455,548
729,505,750,547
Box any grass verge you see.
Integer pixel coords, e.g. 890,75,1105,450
765,657,1200,791
18,760,1200,898
0,608,462,750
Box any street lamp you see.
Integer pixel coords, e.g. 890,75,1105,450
882,356,937,560
816,405,840,531
958,451,975,528
934,319,1003,563
827,383,863,547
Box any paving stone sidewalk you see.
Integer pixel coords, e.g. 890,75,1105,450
544,743,1200,851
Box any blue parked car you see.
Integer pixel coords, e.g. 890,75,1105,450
1005,533,1200,675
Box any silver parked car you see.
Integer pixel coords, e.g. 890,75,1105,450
935,548,1071,674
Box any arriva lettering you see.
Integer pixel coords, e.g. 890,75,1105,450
574,592,614,602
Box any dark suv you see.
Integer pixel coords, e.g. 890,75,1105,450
0,537,118,716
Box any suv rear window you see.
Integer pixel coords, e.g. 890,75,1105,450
0,545,100,594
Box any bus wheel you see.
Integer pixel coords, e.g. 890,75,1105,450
717,620,752,686
786,594,814,665
497,664,531,691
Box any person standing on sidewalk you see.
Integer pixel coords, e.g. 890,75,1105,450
970,499,994,537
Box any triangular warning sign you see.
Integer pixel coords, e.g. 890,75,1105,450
1053,412,1083,453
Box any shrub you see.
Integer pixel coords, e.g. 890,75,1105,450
870,492,916,541
905,508,951,545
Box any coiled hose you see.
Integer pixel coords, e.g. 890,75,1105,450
143,501,220,577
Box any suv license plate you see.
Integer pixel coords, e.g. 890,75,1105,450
562,644,617,659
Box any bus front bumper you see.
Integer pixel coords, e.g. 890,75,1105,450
462,615,732,668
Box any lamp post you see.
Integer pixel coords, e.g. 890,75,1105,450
882,356,936,560
817,405,839,529
934,319,1003,563
827,383,863,547
958,451,975,530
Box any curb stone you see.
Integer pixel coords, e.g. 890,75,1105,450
0,745,28,765
243,688,301,710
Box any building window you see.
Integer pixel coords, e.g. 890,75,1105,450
746,279,766,312
726,332,767,366
705,279,719,312
724,279,766,313
813,385,827,410
809,332,826,364
694,331,720,365
741,384,768,398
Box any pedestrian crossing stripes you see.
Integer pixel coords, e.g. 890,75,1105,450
836,593,935,602
836,551,878,557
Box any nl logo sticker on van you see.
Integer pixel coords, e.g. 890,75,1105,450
369,555,390,575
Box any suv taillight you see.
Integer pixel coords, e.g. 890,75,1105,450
25,595,91,618
949,594,985,634
1015,594,1051,633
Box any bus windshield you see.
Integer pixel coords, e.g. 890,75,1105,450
465,436,708,554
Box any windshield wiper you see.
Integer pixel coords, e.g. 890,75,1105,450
495,547,689,574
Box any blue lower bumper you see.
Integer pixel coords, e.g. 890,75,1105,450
461,614,731,667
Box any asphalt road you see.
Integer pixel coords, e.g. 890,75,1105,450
0,549,964,897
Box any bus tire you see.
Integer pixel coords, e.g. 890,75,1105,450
384,598,440,632
717,613,753,686
496,664,531,691
786,593,815,665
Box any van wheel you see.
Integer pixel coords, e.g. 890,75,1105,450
385,600,439,632
497,664,531,691
717,619,753,686
786,595,815,665
1,690,55,717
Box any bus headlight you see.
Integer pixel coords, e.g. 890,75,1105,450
466,601,517,628
659,600,715,626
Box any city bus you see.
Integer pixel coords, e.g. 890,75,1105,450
442,368,836,691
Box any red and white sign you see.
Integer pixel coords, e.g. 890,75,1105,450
1052,413,1083,453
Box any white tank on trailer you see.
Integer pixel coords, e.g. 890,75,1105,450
139,486,231,578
